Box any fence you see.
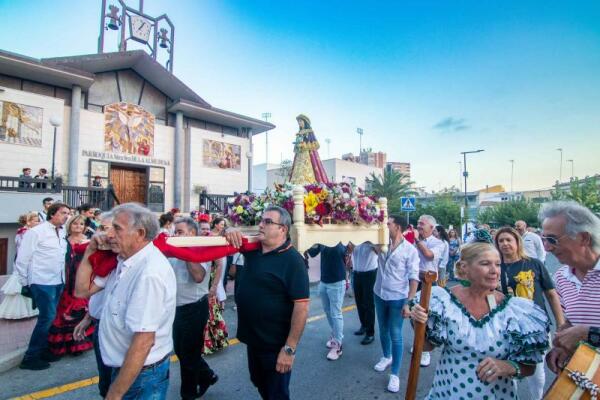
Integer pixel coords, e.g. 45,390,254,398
199,191,230,214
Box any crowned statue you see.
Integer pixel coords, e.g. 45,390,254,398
288,114,330,185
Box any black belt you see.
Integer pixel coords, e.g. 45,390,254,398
141,353,170,371
354,269,377,274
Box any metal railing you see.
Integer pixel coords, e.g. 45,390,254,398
199,191,230,214
0,176,120,210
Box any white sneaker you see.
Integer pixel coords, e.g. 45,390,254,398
326,341,342,361
326,337,335,349
387,374,400,393
420,351,431,367
374,357,392,372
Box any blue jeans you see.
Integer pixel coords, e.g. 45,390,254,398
374,294,406,375
92,320,112,397
24,284,64,360
111,356,170,400
319,281,345,343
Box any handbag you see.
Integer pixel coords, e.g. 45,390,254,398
544,342,600,399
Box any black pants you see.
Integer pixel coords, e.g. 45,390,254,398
92,319,112,398
247,346,291,400
353,270,377,336
173,296,214,399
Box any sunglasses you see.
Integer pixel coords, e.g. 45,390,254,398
541,234,567,246
260,218,285,227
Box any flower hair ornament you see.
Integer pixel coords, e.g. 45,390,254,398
465,229,493,244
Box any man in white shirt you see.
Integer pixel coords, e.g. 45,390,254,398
170,217,218,400
350,241,379,344
37,197,54,223
515,220,546,262
16,202,69,370
75,203,176,400
413,214,445,367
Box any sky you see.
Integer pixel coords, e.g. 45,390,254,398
1,0,599,192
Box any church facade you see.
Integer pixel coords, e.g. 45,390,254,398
0,49,273,212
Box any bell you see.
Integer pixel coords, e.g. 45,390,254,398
159,28,169,48
106,5,120,30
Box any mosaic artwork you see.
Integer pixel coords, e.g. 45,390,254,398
203,139,242,170
0,100,43,147
104,102,154,156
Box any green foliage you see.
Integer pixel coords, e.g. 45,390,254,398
366,169,415,212
409,192,461,228
551,176,600,213
477,199,540,228
278,159,293,180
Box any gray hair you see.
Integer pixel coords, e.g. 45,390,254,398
418,214,437,227
539,201,600,253
111,203,160,241
174,217,199,235
264,206,292,234
99,211,113,222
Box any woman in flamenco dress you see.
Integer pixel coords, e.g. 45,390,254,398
47,215,94,356
289,114,330,185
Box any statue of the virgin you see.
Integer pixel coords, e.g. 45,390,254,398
288,114,330,184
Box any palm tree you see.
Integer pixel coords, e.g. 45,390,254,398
366,168,415,211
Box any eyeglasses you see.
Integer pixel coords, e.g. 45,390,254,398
541,234,568,246
260,218,285,227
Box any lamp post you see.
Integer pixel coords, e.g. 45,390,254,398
49,116,62,182
357,127,363,157
509,159,515,192
262,112,271,166
460,149,484,234
557,148,563,183
325,138,331,158
567,159,574,179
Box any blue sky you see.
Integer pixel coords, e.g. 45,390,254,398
1,0,599,192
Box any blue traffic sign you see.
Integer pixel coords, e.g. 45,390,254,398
400,197,416,212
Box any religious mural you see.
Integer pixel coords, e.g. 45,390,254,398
202,139,241,170
0,100,43,147
104,102,154,156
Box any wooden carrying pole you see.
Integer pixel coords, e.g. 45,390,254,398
166,235,259,247
405,271,438,400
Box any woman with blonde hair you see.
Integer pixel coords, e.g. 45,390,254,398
410,233,549,399
494,226,564,400
47,215,94,356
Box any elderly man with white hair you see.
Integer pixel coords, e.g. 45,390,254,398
539,201,600,374
76,203,176,400
413,214,444,367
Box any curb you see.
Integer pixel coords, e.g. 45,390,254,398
0,348,25,373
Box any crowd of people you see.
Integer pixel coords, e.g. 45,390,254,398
2,197,599,400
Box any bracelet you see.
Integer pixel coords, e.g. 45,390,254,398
506,360,521,379
588,327,600,347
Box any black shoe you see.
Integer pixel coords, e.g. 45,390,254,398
197,373,219,397
354,327,366,336
41,351,61,362
19,358,50,370
361,335,375,345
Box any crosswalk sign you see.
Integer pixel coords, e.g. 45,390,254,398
400,197,416,212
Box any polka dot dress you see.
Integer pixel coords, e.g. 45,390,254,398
414,287,549,400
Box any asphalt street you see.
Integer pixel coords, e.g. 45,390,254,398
2,267,561,400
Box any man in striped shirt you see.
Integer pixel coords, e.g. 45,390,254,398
539,201,600,373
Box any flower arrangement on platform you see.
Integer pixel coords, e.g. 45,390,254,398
226,182,384,227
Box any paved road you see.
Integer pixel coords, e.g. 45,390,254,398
1,283,557,400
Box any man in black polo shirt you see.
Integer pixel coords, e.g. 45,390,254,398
235,206,310,400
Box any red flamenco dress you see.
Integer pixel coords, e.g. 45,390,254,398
48,241,95,356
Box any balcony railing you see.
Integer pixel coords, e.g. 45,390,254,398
0,176,120,210
199,191,230,214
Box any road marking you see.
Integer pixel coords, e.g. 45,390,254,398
12,305,356,400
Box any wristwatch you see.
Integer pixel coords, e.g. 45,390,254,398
283,344,296,356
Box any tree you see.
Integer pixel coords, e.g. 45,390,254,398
366,169,415,212
477,199,540,228
278,159,293,181
410,192,461,229
552,176,600,213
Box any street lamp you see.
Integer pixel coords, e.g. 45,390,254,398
509,159,515,192
460,149,484,234
262,112,271,165
325,138,331,158
49,116,62,182
567,159,574,179
357,127,363,156
557,148,563,183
